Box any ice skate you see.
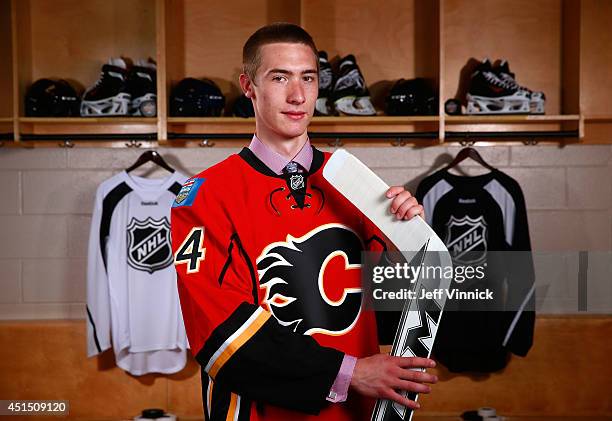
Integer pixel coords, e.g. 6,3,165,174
315,51,334,116
494,60,545,114
81,57,131,117
466,59,530,115
332,54,376,116
128,59,157,117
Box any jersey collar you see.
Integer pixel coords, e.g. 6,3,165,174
121,170,183,200
247,134,313,175
239,140,324,179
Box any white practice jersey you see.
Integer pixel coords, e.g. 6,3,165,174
87,170,190,375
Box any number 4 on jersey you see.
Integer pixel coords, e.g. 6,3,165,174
174,227,206,273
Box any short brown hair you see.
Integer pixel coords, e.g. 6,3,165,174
242,22,318,84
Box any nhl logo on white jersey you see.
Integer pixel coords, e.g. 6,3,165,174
127,217,173,273
289,174,304,190
444,215,488,265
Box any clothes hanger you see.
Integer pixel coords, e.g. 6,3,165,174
126,150,175,173
444,146,496,171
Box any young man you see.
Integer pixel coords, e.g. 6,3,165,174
171,23,437,421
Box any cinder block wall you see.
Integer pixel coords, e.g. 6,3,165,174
1,145,611,419
1,144,610,319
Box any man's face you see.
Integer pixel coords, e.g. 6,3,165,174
242,42,318,142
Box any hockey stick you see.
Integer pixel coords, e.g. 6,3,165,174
323,149,453,421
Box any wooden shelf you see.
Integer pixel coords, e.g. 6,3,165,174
0,0,611,145
584,115,612,122
583,115,612,144
0,116,13,136
579,0,612,118
13,0,156,98
442,0,579,117
167,117,255,135
165,116,440,137
19,117,158,136
19,117,155,124
0,0,12,119
445,115,580,123
167,117,253,124
303,0,439,107
444,114,581,138
309,116,438,134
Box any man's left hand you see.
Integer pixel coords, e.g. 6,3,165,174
386,186,425,221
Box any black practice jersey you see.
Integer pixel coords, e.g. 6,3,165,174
415,168,535,372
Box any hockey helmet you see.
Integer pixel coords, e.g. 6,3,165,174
385,78,437,116
170,78,225,117
25,78,80,117
232,94,254,118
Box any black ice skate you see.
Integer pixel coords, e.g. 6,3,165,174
128,59,157,117
80,58,131,117
466,58,530,115
332,54,376,116
494,60,545,114
315,51,334,116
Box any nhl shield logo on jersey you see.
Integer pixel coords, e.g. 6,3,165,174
289,174,304,190
127,217,174,273
256,223,363,336
445,215,488,265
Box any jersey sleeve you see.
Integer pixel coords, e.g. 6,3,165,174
502,181,535,356
86,185,112,357
414,182,424,205
414,180,428,222
171,177,344,414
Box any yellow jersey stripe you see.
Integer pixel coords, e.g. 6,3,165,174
207,307,271,379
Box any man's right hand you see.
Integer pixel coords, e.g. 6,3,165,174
350,354,438,409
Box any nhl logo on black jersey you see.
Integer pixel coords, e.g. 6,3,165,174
257,224,363,336
289,174,304,190
445,215,488,265
127,217,173,273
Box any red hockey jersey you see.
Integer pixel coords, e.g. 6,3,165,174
171,147,389,421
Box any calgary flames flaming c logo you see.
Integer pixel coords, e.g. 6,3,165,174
256,224,364,336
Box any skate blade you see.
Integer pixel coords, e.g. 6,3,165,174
467,95,530,115
334,96,376,116
81,93,131,117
